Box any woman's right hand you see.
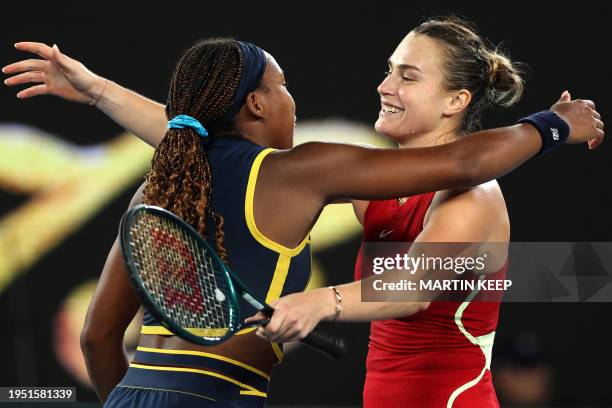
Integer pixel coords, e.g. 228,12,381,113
3,42,105,104
550,91,604,149
245,288,338,344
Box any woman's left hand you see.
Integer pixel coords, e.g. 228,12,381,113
245,287,337,343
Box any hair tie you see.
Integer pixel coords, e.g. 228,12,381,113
167,114,208,138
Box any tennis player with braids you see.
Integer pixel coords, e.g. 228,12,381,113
3,35,603,407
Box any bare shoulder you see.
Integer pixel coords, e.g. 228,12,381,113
263,141,364,167
422,180,509,245
426,181,507,222
259,141,369,196
420,182,509,271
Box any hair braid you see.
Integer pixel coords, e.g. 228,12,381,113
143,38,244,265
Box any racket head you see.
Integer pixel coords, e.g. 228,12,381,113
120,204,241,346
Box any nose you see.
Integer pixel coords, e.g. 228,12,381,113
377,74,395,97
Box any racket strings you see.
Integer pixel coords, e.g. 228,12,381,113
192,234,232,331
129,212,233,338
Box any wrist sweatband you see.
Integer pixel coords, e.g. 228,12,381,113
517,111,569,155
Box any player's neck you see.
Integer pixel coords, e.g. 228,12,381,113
398,129,462,149
397,119,462,148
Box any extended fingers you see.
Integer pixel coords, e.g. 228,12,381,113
16,84,48,99
14,42,54,60
2,59,47,75
4,71,45,86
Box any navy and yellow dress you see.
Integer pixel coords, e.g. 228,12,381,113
105,137,312,407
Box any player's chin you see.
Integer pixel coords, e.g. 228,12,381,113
374,117,389,135
375,117,400,140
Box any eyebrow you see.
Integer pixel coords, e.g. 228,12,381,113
388,60,422,73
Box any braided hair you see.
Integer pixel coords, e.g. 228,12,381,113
143,38,245,264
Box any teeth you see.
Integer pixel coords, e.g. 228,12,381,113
382,106,401,113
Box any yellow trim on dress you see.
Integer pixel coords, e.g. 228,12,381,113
271,342,284,362
239,389,268,397
136,346,270,380
244,148,309,256
264,254,291,303
130,363,267,397
263,254,293,362
140,325,256,336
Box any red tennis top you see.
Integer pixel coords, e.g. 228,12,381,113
355,193,506,408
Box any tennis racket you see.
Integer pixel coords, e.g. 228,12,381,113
119,204,346,359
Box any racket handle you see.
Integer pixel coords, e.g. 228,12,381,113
301,328,346,359
246,318,270,327
258,304,346,358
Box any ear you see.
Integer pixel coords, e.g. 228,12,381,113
443,89,472,116
244,90,266,119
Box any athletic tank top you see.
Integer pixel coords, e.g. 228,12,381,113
141,137,312,357
356,194,506,407
355,193,506,356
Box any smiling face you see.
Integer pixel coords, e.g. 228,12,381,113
375,32,454,145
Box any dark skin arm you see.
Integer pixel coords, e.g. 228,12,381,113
256,99,604,249
80,184,144,403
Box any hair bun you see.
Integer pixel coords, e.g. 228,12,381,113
484,50,524,107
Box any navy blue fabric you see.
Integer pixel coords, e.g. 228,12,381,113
518,111,569,155
105,364,265,407
105,385,225,407
133,349,269,392
143,136,311,324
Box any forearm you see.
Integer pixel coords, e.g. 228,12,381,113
297,123,543,202
328,282,427,322
81,338,129,403
96,79,167,147
381,123,543,198
456,123,542,185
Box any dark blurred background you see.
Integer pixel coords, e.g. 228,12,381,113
0,0,610,406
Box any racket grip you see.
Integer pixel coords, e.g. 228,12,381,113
301,328,346,359
246,318,270,327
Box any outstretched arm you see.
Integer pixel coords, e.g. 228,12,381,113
267,95,604,204
3,42,166,147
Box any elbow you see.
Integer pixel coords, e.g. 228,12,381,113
80,320,100,356
80,326,95,357
80,320,123,356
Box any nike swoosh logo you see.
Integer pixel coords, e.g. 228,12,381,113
379,229,394,239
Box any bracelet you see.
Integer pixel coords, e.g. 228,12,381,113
329,286,342,321
88,78,108,106
517,111,569,155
